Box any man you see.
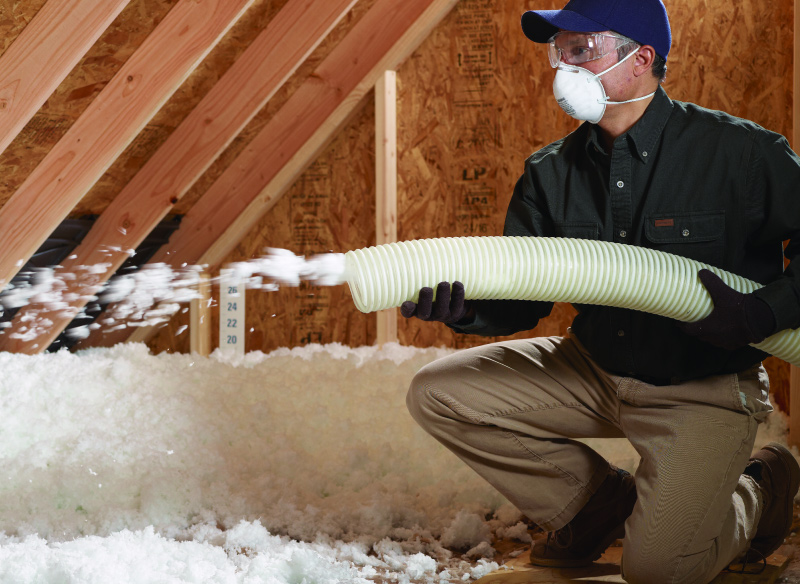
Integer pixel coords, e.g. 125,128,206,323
402,1,800,583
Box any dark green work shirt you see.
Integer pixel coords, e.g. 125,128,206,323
452,87,800,383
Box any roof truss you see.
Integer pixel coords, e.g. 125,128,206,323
0,0,358,353
0,0,459,353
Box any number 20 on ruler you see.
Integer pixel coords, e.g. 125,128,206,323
220,271,245,355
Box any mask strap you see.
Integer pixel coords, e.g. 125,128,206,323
595,47,639,79
596,49,656,106
602,91,656,106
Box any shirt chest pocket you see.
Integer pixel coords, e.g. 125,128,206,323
554,222,599,240
644,211,725,267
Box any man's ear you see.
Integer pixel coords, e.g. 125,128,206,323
633,45,656,77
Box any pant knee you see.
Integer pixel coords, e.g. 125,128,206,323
622,554,674,584
405,364,439,428
406,360,473,433
622,548,715,584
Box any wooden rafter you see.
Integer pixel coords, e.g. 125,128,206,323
0,0,357,354
199,0,459,270
85,0,459,349
0,0,255,295
0,0,130,156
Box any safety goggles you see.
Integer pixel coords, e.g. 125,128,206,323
547,32,634,68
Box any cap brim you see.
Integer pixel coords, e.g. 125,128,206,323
521,10,608,43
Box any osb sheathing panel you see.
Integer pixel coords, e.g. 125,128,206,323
75,0,292,217
238,105,378,351
0,0,309,216
147,102,377,354
169,0,377,217
0,0,178,211
0,1,48,47
147,0,381,354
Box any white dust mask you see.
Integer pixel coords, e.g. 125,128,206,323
552,49,656,124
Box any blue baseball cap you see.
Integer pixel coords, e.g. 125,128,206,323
521,0,672,60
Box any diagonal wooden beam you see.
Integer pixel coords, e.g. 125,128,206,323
84,0,460,349
189,0,459,270
0,0,256,297
0,0,131,156
0,0,358,354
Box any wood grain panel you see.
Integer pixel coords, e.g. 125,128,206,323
0,0,256,295
0,0,357,353
0,0,130,156
97,0,459,348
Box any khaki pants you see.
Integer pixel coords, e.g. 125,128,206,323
406,333,773,584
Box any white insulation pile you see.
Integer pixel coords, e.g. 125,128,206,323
0,343,788,583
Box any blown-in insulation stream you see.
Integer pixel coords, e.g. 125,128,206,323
343,236,800,366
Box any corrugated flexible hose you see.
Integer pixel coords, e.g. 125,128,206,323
343,236,799,366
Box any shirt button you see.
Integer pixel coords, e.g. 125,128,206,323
682,229,690,237
642,151,648,157
616,180,624,188
619,230,627,238
617,330,626,337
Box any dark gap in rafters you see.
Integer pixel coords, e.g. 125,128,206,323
0,216,183,352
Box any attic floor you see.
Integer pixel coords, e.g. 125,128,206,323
472,502,800,584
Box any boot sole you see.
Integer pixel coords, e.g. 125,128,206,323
529,521,626,568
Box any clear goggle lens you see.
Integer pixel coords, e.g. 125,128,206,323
547,32,634,68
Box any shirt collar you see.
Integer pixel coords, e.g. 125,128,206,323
627,86,673,163
584,86,674,163
585,124,607,156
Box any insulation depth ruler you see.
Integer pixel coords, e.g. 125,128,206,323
219,271,245,356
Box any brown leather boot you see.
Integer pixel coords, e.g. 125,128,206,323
743,443,800,558
530,465,637,568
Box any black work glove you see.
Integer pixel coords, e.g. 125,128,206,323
401,281,469,324
678,269,776,350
